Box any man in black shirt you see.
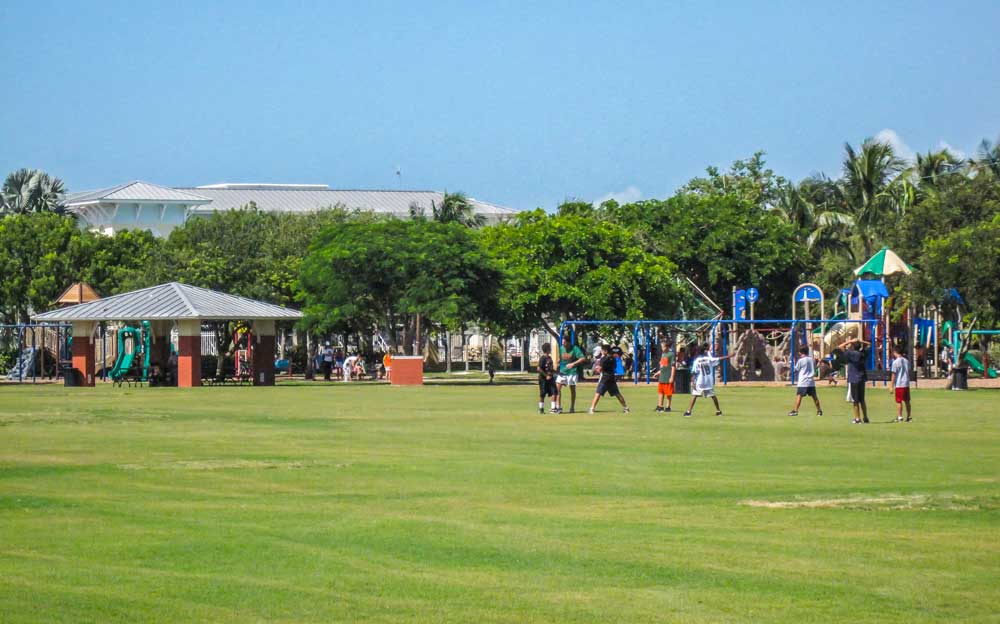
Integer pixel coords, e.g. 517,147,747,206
840,338,870,424
588,344,630,414
537,343,557,414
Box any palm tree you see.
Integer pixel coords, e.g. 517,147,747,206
772,177,853,259
1,168,67,214
819,139,907,260
971,136,1000,179
430,192,486,228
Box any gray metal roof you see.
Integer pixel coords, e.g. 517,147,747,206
32,282,302,322
177,187,518,217
64,181,211,206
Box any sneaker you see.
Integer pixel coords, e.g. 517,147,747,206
817,410,823,416
538,408,544,415
588,408,595,414
895,416,904,422
654,406,663,412
623,407,630,414
568,409,575,414
852,418,861,424
863,418,870,423
905,417,912,422
663,407,671,413
683,411,692,417
788,410,798,416
715,411,723,417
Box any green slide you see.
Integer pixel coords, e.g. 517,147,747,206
963,352,999,378
110,350,136,381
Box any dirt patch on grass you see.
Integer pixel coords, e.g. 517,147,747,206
118,459,349,471
739,493,997,511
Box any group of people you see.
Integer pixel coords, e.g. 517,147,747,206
318,343,367,382
536,335,914,424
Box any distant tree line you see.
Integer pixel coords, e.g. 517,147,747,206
2,134,999,345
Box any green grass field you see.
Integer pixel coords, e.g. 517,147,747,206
1,382,998,623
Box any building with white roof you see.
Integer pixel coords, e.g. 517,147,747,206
63,181,517,236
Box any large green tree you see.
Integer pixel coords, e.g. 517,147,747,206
480,210,686,337
299,218,502,353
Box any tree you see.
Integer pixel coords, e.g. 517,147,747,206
971,136,1000,179
820,138,908,260
480,210,686,338
76,229,163,296
410,192,486,228
1,169,67,214
0,213,86,324
298,218,502,353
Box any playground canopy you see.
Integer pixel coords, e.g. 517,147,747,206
56,282,101,306
854,247,913,276
32,282,301,387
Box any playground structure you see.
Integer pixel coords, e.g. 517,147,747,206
108,321,153,385
558,317,880,386
1,323,73,383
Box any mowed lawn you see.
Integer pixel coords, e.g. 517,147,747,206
1,382,998,623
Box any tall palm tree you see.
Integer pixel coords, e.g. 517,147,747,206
820,139,907,260
772,178,853,260
971,136,1000,179
1,168,66,214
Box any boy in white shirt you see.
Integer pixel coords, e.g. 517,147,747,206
890,345,912,422
788,346,823,416
684,344,732,417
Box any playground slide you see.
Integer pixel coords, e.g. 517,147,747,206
963,352,999,378
6,347,37,380
110,351,136,380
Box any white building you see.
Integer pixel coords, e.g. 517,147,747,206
64,181,518,236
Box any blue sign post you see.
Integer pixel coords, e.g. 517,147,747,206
746,287,759,303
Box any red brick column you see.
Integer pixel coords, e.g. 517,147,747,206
71,321,96,387
252,320,275,386
390,356,423,385
177,320,201,387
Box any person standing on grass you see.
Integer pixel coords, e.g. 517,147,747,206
655,340,676,412
788,346,823,416
382,351,392,381
890,345,913,422
555,334,587,413
322,342,335,381
840,338,870,424
537,343,557,414
589,344,629,414
684,344,731,417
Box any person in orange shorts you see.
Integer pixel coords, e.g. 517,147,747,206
382,352,392,381
655,340,677,412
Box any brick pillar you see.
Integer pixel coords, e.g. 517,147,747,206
71,321,96,387
177,319,201,387
390,355,424,385
252,320,275,386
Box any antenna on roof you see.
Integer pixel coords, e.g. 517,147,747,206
395,166,401,188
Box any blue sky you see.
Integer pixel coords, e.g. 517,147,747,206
2,1,998,210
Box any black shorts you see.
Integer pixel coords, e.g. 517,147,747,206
848,381,866,403
539,378,557,398
596,377,621,397
796,386,817,397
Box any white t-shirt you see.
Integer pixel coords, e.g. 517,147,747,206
323,348,334,362
344,355,359,368
794,356,816,387
891,356,910,388
692,355,720,390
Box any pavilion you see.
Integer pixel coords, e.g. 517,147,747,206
32,282,302,387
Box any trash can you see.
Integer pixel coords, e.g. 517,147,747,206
674,367,691,395
62,363,80,387
951,366,969,390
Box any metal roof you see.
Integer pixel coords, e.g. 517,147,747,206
63,181,211,206
177,187,518,217
32,282,302,322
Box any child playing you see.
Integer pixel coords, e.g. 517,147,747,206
555,334,587,413
589,344,630,414
788,346,823,416
890,345,912,422
684,344,732,417
537,343,557,414
655,340,675,412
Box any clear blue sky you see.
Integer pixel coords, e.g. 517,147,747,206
2,1,998,210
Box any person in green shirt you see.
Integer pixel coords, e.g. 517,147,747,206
555,334,588,413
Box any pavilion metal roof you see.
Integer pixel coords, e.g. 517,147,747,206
32,282,302,322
